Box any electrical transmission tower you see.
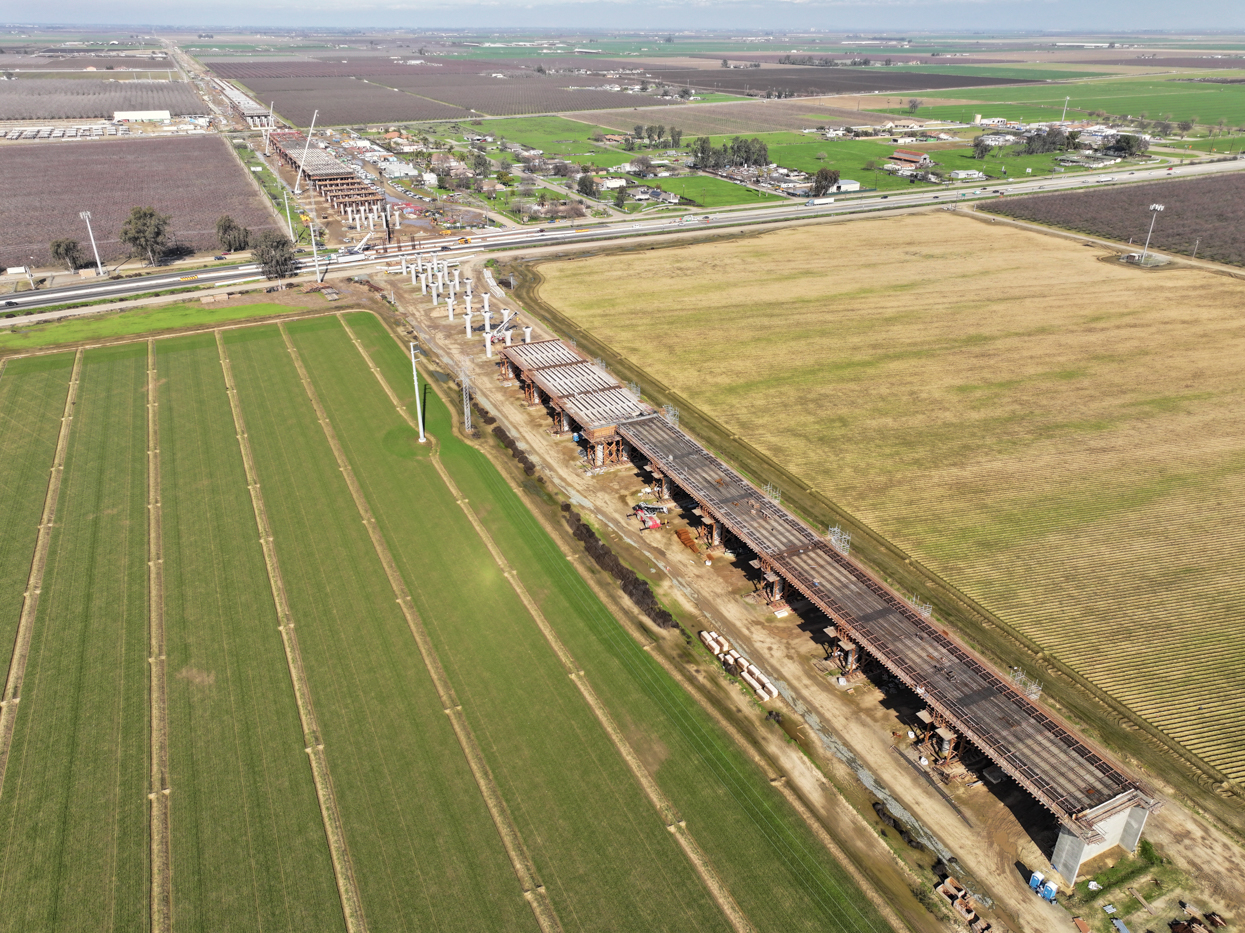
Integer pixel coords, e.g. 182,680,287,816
460,366,473,433
662,404,679,428
829,525,851,555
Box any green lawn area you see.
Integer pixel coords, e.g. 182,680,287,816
658,174,787,207
930,146,1094,179
0,344,150,932
691,92,752,103
158,333,344,933
768,138,914,191
0,302,299,354
1169,132,1245,153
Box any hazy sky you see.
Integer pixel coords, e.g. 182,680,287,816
16,1,1245,32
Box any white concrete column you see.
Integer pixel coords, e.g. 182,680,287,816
453,269,460,288
484,334,493,358
462,292,472,314
483,293,490,315
401,257,408,275
420,274,427,295
447,298,455,321
483,311,492,335
504,329,512,346
522,326,532,344
411,268,417,287
464,311,473,337
431,284,439,305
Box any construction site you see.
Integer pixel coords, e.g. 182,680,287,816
496,333,1161,886
340,238,1241,933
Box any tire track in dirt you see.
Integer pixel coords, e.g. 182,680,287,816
279,323,563,933
336,315,754,933
0,348,81,800
214,330,367,933
146,339,172,933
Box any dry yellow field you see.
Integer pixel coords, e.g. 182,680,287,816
535,213,1245,784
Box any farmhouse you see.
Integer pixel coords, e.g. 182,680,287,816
890,148,932,168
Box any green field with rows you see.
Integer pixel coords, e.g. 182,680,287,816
157,333,344,933
882,76,1245,127
0,311,891,932
0,345,150,932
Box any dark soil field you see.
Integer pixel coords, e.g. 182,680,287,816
0,136,278,268
638,67,1033,96
980,173,1245,266
207,57,493,79
239,76,470,125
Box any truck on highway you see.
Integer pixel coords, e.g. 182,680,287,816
805,197,836,206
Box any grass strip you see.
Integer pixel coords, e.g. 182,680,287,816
158,332,344,933
145,340,170,933
0,345,149,932
0,354,76,678
278,323,564,933
0,350,82,796
214,330,364,933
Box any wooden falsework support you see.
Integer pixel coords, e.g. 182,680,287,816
758,556,789,614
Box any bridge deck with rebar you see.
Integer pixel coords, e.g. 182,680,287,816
616,412,1158,842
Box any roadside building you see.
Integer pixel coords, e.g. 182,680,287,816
890,148,932,168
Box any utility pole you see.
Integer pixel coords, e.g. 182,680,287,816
79,210,103,276
282,189,296,242
1140,203,1164,264
411,343,426,443
294,109,318,194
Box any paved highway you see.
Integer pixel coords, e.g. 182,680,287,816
5,156,1241,314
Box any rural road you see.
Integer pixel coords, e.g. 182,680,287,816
6,154,1243,319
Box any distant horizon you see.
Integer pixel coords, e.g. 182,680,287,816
7,2,1245,35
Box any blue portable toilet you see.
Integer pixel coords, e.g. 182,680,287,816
1028,870,1044,893
1039,881,1057,902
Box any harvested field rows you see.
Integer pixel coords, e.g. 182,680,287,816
340,311,892,933
981,174,1245,267
206,57,495,79
534,214,1245,784
0,78,201,119
0,136,279,267
0,345,149,933
638,67,1030,97
237,77,469,126
157,333,343,933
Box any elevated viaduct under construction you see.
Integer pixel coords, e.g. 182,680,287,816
501,337,1160,883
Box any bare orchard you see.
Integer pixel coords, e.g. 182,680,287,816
0,136,279,269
